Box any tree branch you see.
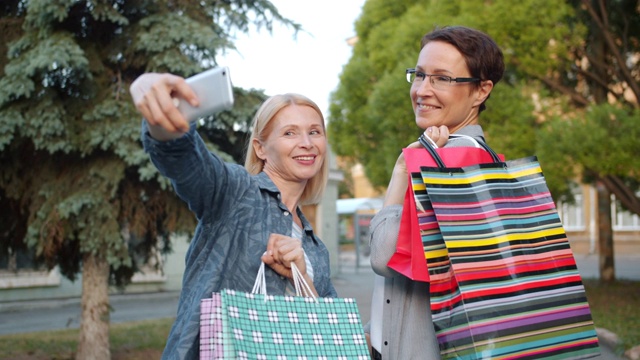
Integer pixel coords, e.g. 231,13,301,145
571,63,620,97
600,174,640,216
535,74,591,107
582,0,640,104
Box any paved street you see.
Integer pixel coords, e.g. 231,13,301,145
0,252,636,359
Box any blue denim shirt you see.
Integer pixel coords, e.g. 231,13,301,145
141,122,337,359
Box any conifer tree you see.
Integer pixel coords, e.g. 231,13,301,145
0,1,295,358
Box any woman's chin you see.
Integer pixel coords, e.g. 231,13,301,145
415,118,434,130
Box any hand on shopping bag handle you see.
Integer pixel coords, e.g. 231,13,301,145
262,233,319,297
384,126,450,206
262,234,306,275
398,125,450,171
422,126,450,148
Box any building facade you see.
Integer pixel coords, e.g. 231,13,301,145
558,185,640,255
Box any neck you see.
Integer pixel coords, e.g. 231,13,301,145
265,171,306,214
450,114,479,134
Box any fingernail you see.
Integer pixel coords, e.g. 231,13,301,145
427,127,433,133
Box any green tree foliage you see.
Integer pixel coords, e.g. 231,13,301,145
328,0,640,209
328,0,545,189
535,0,640,214
0,0,288,357
0,0,286,284
538,104,640,199
329,0,639,285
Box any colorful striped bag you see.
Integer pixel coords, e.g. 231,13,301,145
387,135,503,281
418,135,600,359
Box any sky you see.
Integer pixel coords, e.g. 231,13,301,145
218,1,366,116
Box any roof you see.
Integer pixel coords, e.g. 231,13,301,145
336,197,384,215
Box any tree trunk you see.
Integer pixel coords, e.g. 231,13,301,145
596,180,615,283
76,252,111,360
587,3,616,284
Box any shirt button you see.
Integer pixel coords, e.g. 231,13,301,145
283,211,290,216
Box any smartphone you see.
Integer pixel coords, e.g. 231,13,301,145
174,66,234,122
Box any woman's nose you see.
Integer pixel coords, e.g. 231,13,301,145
299,134,313,148
414,77,435,95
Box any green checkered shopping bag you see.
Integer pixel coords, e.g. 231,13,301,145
204,262,370,359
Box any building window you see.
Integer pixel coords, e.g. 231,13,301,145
558,193,586,231
0,248,60,289
612,196,640,231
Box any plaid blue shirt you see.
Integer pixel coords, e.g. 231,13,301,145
141,122,337,359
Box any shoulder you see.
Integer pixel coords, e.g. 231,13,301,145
446,125,486,148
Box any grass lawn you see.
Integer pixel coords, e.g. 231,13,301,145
0,281,638,359
0,318,172,360
583,279,640,352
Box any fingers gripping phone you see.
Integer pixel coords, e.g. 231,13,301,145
174,66,234,122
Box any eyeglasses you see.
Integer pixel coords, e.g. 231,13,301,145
406,68,480,90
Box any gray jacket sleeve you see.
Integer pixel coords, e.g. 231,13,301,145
368,205,441,359
369,205,404,278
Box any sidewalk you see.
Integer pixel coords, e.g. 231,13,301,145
0,256,377,335
0,251,634,359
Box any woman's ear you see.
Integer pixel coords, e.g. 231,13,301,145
473,80,494,106
252,138,266,161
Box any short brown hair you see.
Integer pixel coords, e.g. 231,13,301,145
421,26,504,113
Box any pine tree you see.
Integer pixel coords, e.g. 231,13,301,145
0,1,296,358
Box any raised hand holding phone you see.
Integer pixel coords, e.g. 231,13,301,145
174,66,234,122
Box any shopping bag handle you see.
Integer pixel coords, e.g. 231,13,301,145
291,263,317,300
418,135,446,168
251,261,268,295
252,262,318,302
418,133,502,168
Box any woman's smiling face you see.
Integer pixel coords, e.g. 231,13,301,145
255,104,326,186
410,41,491,133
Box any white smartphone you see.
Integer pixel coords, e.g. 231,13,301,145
174,66,234,122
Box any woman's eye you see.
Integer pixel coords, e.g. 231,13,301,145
416,72,427,80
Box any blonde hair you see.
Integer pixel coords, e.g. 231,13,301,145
244,93,329,205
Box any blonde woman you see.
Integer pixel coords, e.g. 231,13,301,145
130,74,336,359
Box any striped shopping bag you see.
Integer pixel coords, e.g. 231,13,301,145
388,134,503,282
419,136,601,359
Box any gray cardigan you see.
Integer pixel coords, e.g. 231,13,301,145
368,125,487,359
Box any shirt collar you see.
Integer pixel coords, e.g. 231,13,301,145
255,172,280,194
255,172,318,243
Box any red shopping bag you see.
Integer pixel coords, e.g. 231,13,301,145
387,136,503,281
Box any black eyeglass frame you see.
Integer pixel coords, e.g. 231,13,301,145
405,68,481,86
